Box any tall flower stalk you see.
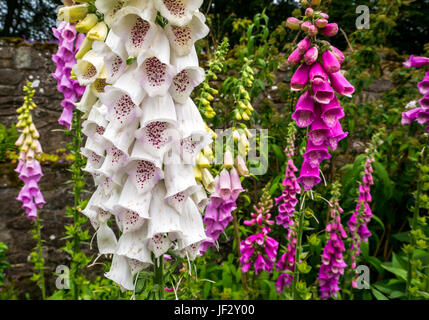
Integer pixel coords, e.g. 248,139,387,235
286,0,353,191
15,80,46,299
56,0,213,295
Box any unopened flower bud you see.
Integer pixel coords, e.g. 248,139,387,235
315,18,328,28
235,155,250,176
76,13,98,33
75,36,93,60
201,168,215,193
224,150,234,168
301,21,312,32
304,46,319,65
307,25,318,36
87,21,108,42
320,12,329,19
58,4,89,23
305,8,314,17
321,23,338,37
286,17,302,30
196,153,211,168
311,0,321,5
194,166,202,181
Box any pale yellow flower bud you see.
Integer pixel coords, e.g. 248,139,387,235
75,36,93,60
235,155,250,176
58,4,89,23
194,166,202,181
201,168,215,193
87,21,108,42
76,13,98,34
224,150,234,169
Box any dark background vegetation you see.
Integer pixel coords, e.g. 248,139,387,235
0,0,428,54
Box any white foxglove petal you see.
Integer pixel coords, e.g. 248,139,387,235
116,177,152,218
105,254,135,291
125,159,163,194
165,10,209,56
147,234,172,258
163,150,197,213
190,182,209,212
117,207,145,233
136,30,176,97
154,0,203,27
72,50,105,86
82,148,105,174
129,139,163,168
112,6,158,57
127,257,150,276
75,86,97,114
97,223,118,255
169,48,204,103
96,145,129,182
116,228,152,264
84,136,105,157
103,118,139,155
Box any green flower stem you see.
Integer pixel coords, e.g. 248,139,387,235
406,146,426,298
232,210,248,294
153,255,165,300
33,217,46,300
293,194,306,300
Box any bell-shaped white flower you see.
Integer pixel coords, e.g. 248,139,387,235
103,118,139,156
111,6,158,57
190,182,209,212
125,159,163,195
127,257,150,276
75,86,97,115
163,149,197,213
135,30,176,97
115,177,152,218
169,47,205,103
82,148,105,175
116,207,146,233
173,197,207,258
116,228,152,264
82,103,109,145
134,95,178,160
96,145,129,184
72,50,105,86
95,0,151,26
154,0,203,27
83,136,105,157
165,10,209,56
97,223,118,255
175,97,211,165
105,254,135,291
146,181,181,257
92,31,128,83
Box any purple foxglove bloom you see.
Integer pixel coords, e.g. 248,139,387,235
309,116,330,146
297,160,321,190
320,95,345,127
307,25,318,37
290,64,310,91
322,49,341,74
219,169,232,201
303,140,331,168
326,121,348,150
230,168,244,201
304,46,318,65
321,23,338,37
416,108,429,124
309,62,328,86
316,18,328,28
300,21,312,32
330,46,345,64
276,237,297,292
312,81,335,104
418,73,429,95
419,94,429,110
403,55,429,68
297,37,311,54
254,254,267,274
292,90,316,127
329,71,355,97
287,47,303,65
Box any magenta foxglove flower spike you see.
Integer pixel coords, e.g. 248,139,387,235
51,22,85,130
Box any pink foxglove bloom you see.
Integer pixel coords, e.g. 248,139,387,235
15,81,45,220
402,57,429,131
319,201,347,299
286,7,352,191
52,22,85,129
57,0,213,291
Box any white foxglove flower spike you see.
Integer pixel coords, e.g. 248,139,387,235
84,136,105,157
72,50,105,86
125,159,163,195
169,48,205,103
81,148,105,175
117,207,146,233
95,0,151,27
103,118,139,155
116,229,153,264
97,223,118,255
165,10,209,56
154,0,203,27
112,6,158,57
96,145,129,184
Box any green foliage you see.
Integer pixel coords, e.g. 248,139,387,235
0,124,18,162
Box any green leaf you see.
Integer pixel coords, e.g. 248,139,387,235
371,287,389,300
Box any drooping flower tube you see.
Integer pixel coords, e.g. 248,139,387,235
55,0,212,291
286,4,353,191
15,81,45,220
401,56,429,131
52,21,85,130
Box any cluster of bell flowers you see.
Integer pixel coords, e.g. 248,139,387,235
286,3,353,191
15,81,45,220
240,183,279,274
401,56,429,131
200,130,251,252
318,195,347,299
57,0,215,291
52,21,86,130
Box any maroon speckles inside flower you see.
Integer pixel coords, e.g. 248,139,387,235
135,160,156,190
144,121,170,149
109,146,125,165
95,125,105,136
83,65,97,80
163,0,186,17
181,136,198,155
89,151,102,165
110,55,123,78
113,94,135,124
123,210,140,231
172,192,185,203
144,57,167,88
108,0,125,20
173,70,190,94
171,25,192,47
130,17,150,48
